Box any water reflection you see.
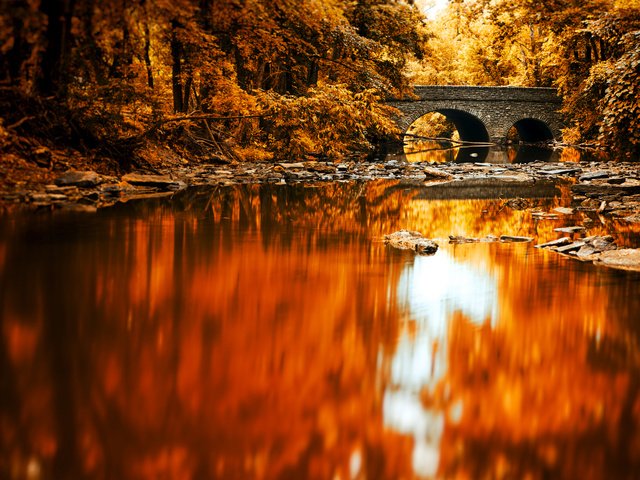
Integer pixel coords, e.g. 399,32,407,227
2,182,640,479
403,139,561,164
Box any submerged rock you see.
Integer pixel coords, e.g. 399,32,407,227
499,235,533,243
384,230,439,255
449,235,499,244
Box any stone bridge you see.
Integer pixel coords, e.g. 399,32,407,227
388,85,563,144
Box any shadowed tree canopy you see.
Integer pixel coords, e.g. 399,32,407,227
0,0,429,163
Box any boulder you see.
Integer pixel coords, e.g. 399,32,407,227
55,170,102,188
384,230,439,255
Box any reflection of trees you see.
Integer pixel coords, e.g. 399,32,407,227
0,185,416,479
431,246,640,479
2,182,640,478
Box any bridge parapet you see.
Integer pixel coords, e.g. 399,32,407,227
411,85,561,104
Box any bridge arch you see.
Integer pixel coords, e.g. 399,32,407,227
508,118,555,143
406,109,491,162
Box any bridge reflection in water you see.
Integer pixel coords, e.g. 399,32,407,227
2,182,640,479
400,139,560,164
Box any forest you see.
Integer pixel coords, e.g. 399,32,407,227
0,0,639,182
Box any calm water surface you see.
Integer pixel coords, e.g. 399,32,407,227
2,180,640,479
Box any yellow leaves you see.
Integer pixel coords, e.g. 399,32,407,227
259,83,396,160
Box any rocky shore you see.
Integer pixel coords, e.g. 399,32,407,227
3,157,639,215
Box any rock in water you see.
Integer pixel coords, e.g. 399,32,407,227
55,170,102,188
499,235,533,243
122,173,185,190
595,249,640,272
384,230,439,255
423,167,453,180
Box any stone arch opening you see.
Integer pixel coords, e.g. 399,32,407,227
404,109,490,163
435,109,490,144
508,118,554,143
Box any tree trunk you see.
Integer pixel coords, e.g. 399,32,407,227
140,0,154,88
183,74,193,112
307,60,319,87
78,0,107,85
38,0,75,95
171,19,184,112
6,1,30,85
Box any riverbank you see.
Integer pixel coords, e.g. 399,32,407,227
2,153,639,212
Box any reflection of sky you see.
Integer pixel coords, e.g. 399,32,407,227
384,249,499,477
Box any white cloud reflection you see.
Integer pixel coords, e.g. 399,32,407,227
383,249,498,477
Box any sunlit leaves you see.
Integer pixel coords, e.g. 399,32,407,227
260,83,398,159
599,31,640,159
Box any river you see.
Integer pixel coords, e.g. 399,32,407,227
1,180,640,479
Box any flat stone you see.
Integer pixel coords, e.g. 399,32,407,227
540,167,581,176
424,167,454,180
29,193,52,203
122,173,185,190
277,162,305,169
493,173,535,183
384,230,439,255
576,245,600,259
556,241,586,253
595,249,640,272
554,226,586,234
304,162,335,173
47,193,68,201
499,235,533,243
535,237,572,249
578,171,611,181
55,170,103,188
553,207,575,215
